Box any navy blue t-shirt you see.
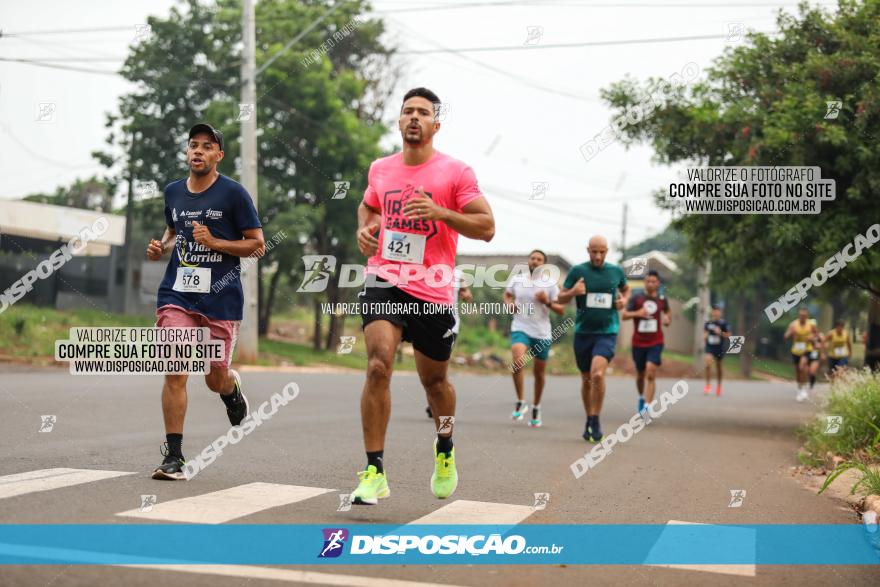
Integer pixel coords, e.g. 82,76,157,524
157,175,261,320
704,319,731,349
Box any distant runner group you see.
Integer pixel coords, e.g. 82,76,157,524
142,87,854,508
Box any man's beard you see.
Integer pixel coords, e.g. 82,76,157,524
402,126,426,145
189,163,212,176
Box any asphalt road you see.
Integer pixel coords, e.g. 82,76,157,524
0,366,875,586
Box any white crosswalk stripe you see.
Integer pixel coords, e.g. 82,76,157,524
647,520,757,576
120,565,467,586
0,468,134,500
408,499,536,525
115,482,334,524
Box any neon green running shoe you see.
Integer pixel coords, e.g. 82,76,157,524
351,465,389,505
431,443,458,499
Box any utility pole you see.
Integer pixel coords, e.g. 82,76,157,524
237,0,258,363
235,2,339,363
620,202,628,262
122,131,136,314
693,260,711,367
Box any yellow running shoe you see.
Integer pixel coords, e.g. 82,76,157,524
431,442,458,499
351,465,389,505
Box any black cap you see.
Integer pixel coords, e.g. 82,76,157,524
188,123,224,150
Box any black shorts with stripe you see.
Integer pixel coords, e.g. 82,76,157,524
359,278,456,362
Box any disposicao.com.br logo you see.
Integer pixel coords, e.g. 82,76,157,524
318,528,563,558
297,256,562,293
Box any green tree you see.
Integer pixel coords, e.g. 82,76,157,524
23,175,117,212
600,0,880,368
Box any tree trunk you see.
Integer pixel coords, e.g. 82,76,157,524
693,261,711,369
312,208,329,351
324,276,341,350
313,297,323,350
831,296,845,324
736,293,753,378
866,294,880,370
259,262,284,336
257,261,265,334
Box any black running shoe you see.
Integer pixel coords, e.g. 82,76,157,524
426,406,433,418
152,442,186,480
589,417,604,443
223,369,249,426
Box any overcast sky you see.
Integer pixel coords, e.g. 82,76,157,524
0,0,838,264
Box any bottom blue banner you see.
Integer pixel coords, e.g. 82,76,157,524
0,524,877,565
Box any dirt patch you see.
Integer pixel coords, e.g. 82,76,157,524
791,464,865,512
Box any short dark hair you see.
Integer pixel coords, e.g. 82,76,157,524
529,249,547,262
646,269,661,280
402,87,441,112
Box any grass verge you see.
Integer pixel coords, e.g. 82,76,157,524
798,368,880,496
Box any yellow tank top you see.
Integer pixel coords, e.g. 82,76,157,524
791,320,814,355
829,330,849,358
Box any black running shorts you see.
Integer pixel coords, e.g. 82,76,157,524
359,278,457,362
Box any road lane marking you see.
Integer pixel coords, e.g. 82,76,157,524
0,542,464,586
647,520,757,576
121,564,467,586
0,468,134,500
408,499,536,525
115,482,333,524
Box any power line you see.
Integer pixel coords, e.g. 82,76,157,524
0,0,836,38
0,56,122,62
0,57,118,75
485,182,659,230
385,15,599,103
0,25,136,37
3,34,123,60
0,121,99,169
396,32,773,54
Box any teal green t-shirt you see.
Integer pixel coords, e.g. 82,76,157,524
563,262,628,334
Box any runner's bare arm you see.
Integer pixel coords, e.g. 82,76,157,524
147,227,176,260
662,305,672,327
615,283,631,310
557,277,585,304
502,290,516,312
192,222,265,257
783,323,794,339
357,201,381,256
547,299,565,316
621,306,645,320
402,189,495,241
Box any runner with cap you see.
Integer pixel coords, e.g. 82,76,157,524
146,123,264,480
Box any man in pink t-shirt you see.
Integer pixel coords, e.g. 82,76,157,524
350,87,495,505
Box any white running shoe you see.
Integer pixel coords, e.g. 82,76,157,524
511,402,529,421
796,388,809,402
